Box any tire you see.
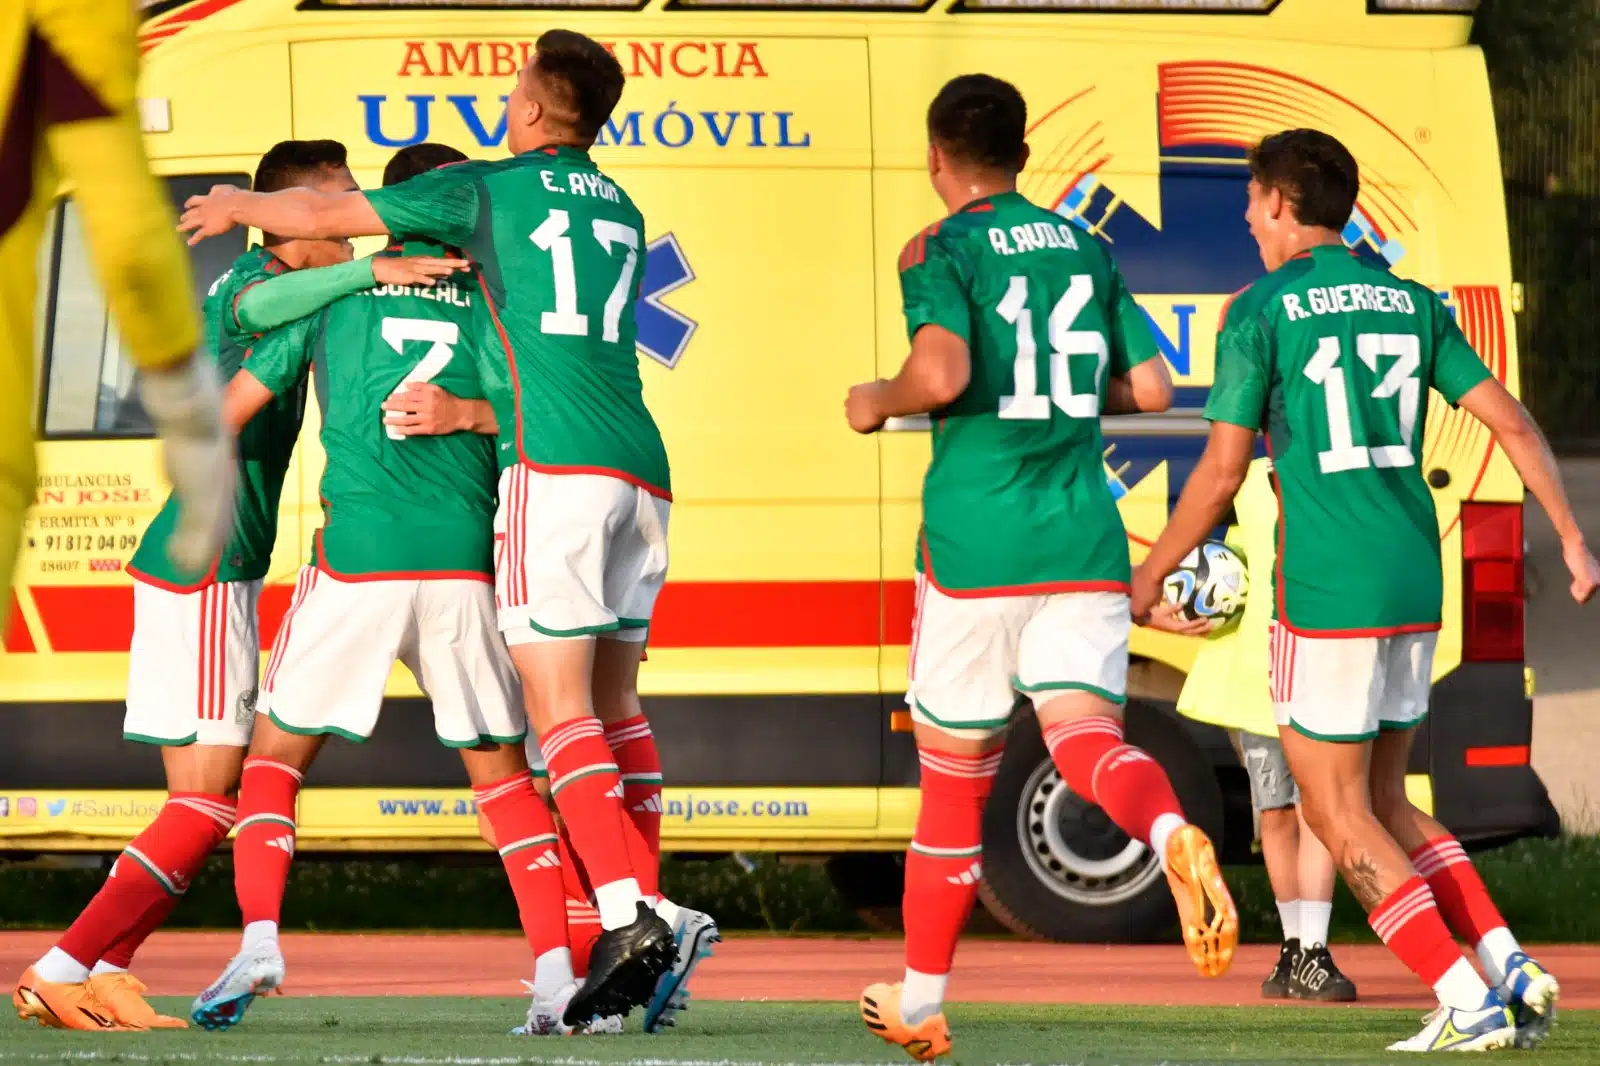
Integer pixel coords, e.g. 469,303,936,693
978,699,1224,943
825,853,904,932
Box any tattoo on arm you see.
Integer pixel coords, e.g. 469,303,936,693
1340,848,1386,911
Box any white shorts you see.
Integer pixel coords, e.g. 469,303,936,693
906,575,1130,740
494,466,670,645
1269,621,1437,742
125,578,261,748
260,566,527,748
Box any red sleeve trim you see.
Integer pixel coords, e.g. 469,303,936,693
897,220,945,273
1217,284,1251,332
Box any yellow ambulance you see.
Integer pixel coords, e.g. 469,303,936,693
2,0,1554,942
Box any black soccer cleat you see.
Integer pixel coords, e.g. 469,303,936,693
1288,943,1358,1002
1262,939,1298,1000
562,901,676,1026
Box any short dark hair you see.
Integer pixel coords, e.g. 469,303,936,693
254,139,349,193
1248,129,1360,231
383,143,468,187
927,74,1027,173
530,29,625,145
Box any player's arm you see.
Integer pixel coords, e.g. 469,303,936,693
1103,265,1174,415
846,237,971,433
382,385,498,437
233,255,469,334
1435,314,1599,603
232,317,318,431
1130,313,1270,619
180,163,481,249
222,370,276,434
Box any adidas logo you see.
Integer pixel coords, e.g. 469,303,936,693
524,850,561,872
632,795,664,814
945,861,983,886
266,835,296,856
606,782,624,800
170,870,191,892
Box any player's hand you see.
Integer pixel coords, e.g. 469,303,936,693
1129,565,1164,625
382,383,469,436
1562,535,1600,604
138,356,237,573
372,255,470,288
178,185,247,246
845,381,888,434
1141,602,1214,637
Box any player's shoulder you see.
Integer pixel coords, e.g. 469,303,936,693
897,203,987,273
1218,255,1318,332
202,247,283,315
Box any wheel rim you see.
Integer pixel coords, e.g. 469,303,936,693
1016,757,1165,907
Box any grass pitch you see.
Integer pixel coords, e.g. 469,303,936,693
2,999,1596,1065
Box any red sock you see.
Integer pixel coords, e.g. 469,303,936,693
1410,836,1508,944
557,826,601,977
1043,716,1184,845
56,794,236,969
1370,876,1473,987
233,758,302,926
903,748,1002,976
542,717,638,915
605,715,662,899
475,771,568,958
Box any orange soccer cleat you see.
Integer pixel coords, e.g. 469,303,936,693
860,982,952,1062
13,966,136,1031
89,972,188,1029
1164,824,1239,978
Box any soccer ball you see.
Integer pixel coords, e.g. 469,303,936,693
1161,540,1248,631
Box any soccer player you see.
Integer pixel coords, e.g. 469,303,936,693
185,143,593,1037
1155,458,1357,1002
11,140,461,1033
1,1,232,641
1132,127,1600,1053
177,30,685,1026
846,74,1238,1062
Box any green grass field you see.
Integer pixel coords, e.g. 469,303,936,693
2,1000,1595,1065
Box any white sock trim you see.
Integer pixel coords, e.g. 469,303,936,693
1149,813,1187,870
1477,926,1521,986
532,947,576,1000
1277,900,1301,944
89,961,128,978
901,968,948,1026
1433,956,1492,1012
241,920,280,956
594,878,644,931
33,947,91,985
1300,900,1333,948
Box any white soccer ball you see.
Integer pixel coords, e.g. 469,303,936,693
1161,540,1249,631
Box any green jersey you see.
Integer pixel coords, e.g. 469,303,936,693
129,248,306,591
1203,246,1492,635
904,192,1159,594
246,242,497,579
365,148,669,496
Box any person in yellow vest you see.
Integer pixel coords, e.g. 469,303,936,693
1152,457,1357,1000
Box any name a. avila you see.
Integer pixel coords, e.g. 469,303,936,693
363,97,813,151
397,39,770,80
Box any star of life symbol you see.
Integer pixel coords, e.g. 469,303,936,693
636,235,696,369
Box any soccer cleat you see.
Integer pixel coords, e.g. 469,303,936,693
643,906,721,1034
1386,994,1516,1053
1288,944,1358,1002
1261,939,1298,999
511,980,623,1036
89,972,189,1028
1501,952,1559,1049
190,945,285,1031
1163,824,1238,978
13,967,134,1031
860,982,951,1062
562,901,675,1027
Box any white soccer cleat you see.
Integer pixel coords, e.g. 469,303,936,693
643,905,721,1034
189,946,284,1031
1386,995,1516,1053
1502,952,1560,1049
511,980,622,1036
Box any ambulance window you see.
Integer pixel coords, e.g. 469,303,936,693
37,173,249,439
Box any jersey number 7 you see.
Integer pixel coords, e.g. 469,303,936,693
1304,333,1421,475
996,274,1109,421
531,209,640,343
381,317,460,441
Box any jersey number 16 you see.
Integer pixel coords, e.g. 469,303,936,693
996,274,1109,421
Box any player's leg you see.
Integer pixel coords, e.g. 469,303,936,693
1026,592,1235,978
1242,726,1302,999
16,580,256,1031
497,468,673,1022
1274,626,1510,1052
861,580,1014,1062
192,569,398,1030
1367,635,1554,1046
1287,800,1356,1001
